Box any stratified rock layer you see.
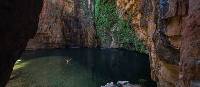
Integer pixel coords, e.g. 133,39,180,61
117,0,200,86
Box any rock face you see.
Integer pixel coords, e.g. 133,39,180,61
117,0,200,87
26,0,66,49
26,0,98,50
101,81,141,87
0,0,43,86
0,0,199,87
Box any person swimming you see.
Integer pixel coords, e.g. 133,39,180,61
64,57,72,64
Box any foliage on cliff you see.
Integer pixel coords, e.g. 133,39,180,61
94,0,148,53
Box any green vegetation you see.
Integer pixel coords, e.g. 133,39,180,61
94,0,148,53
95,0,117,46
6,56,106,87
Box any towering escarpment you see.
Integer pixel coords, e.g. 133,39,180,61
26,0,98,50
117,0,200,87
0,0,43,86
26,0,66,49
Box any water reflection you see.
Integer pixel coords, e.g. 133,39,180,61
22,48,156,87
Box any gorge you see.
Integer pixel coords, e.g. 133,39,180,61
0,0,199,87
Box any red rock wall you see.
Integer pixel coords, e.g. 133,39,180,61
180,0,200,86
26,0,66,50
117,0,200,86
26,0,98,50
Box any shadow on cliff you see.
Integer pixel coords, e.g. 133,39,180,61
0,0,43,86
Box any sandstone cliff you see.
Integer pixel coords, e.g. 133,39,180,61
0,0,199,87
26,0,98,50
117,0,200,87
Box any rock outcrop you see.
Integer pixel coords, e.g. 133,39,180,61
26,0,98,50
0,0,43,86
117,0,200,87
101,81,141,87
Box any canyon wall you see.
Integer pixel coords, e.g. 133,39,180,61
26,0,66,49
26,0,98,50
0,0,43,86
0,0,199,87
117,0,200,87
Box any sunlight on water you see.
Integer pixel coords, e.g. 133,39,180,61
13,59,29,71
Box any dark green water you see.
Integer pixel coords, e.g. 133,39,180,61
22,48,156,87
